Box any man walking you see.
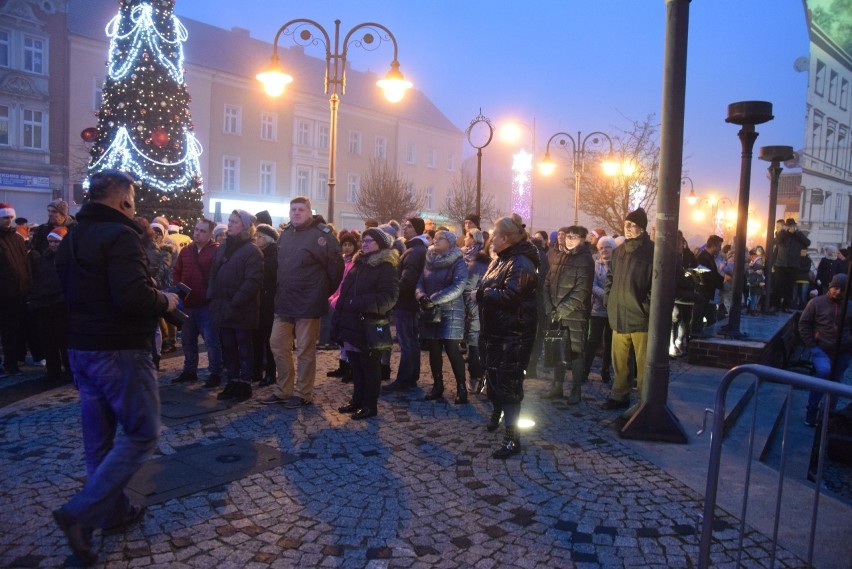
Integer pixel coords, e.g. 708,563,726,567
385,217,429,391
262,196,343,407
171,218,222,387
53,170,179,566
602,207,654,419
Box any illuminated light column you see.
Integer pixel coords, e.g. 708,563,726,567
511,149,532,221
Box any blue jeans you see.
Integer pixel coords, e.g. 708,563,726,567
63,349,160,528
394,309,420,385
182,305,222,374
807,346,851,415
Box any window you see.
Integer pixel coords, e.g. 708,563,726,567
838,126,849,174
296,119,311,146
425,186,434,210
23,36,45,74
259,161,275,195
825,119,837,166
347,174,360,203
261,112,277,141
428,148,437,168
296,166,311,197
840,78,849,111
224,104,241,134
811,110,823,161
815,60,826,96
0,105,8,146
317,123,329,150
316,171,328,201
829,70,838,105
349,130,362,155
222,157,239,192
374,136,387,160
0,30,9,68
406,142,416,164
447,151,455,171
22,108,44,149
93,79,104,111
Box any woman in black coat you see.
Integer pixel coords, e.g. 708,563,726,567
208,210,263,403
332,228,400,419
475,215,539,459
542,226,595,404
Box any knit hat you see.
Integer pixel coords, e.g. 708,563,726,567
150,222,166,234
592,228,606,238
625,207,648,231
829,273,847,290
255,223,279,241
407,217,426,235
48,226,68,240
362,227,393,250
339,231,359,248
48,199,69,217
388,220,401,234
464,213,481,228
549,230,558,244
233,209,256,230
378,223,398,238
213,224,228,239
255,210,273,226
434,229,458,248
0,202,15,219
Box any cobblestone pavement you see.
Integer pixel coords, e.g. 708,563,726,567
0,349,811,568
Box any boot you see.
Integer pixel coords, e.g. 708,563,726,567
341,365,353,384
540,381,563,399
424,379,444,401
454,381,468,404
492,427,521,459
232,382,252,402
486,409,503,432
216,381,238,400
566,385,582,405
327,359,349,377
204,372,221,388
381,364,391,381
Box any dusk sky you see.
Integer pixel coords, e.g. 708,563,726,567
176,0,810,227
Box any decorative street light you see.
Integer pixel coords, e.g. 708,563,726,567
466,110,494,219
688,192,733,237
499,120,536,228
539,131,613,226
256,19,412,226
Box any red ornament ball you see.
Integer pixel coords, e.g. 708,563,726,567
151,127,169,147
80,127,99,142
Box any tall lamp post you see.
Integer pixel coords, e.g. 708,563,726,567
539,131,613,226
466,110,494,219
758,145,794,313
256,19,412,227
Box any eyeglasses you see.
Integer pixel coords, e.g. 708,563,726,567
362,237,376,244
565,234,582,240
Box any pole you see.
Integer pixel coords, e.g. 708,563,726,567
476,147,483,218
327,93,338,226
620,0,689,443
573,162,581,226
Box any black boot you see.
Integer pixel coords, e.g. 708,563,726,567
454,380,468,404
327,359,349,377
232,382,252,402
492,427,521,459
217,381,238,401
486,409,503,431
424,379,444,400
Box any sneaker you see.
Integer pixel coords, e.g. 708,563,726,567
53,508,97,566
34,359,47,367
283,396,312,408
259,394,287,405
172,371,198,384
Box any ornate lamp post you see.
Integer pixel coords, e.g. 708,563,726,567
539,131,613,226
758,145,794,313
256,19,412,226
466,110,494,219
721,101,774,338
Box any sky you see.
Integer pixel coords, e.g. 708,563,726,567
175,0,811,227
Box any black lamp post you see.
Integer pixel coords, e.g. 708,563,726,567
720,101,774,338
466,110,494,219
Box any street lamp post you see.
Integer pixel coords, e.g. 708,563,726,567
256,19,412,227
758,145,794,314
466,110,494,219
721,101,774,338
539,131,613,226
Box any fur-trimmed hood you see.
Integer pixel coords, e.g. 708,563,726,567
353,247,400,268
426,246,463,269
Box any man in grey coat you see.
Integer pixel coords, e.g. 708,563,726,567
261,196,343,408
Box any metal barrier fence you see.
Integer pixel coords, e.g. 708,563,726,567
698,363,852,569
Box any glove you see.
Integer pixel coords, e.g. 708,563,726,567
419,296,435,311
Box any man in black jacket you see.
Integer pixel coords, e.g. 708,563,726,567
773,218,811,312
602,208,654,418
695,235,725,326
53,170,179,566
385,217,429,391
0,201,30,376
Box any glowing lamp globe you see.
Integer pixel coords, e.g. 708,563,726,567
256,59,293,97
377,64,412,103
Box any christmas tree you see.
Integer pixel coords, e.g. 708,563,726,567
85,0,203,230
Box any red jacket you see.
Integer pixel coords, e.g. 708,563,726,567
172,240,218,308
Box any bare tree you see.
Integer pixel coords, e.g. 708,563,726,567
441,171,499,229
354,159,425,222
576,114,661,235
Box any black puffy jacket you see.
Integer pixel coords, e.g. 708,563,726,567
331,248,400,351
477,238,539,341
55,202,168,350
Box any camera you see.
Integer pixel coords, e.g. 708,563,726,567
162,282,191,328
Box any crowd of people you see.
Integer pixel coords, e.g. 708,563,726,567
3,169,851,564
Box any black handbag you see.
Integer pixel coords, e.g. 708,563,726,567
362,315,393,350
420,305,441,324
543,320,566,367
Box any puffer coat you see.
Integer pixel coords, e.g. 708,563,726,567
331,248,400,351
476,238,539,405
462,244,491,345
545,241,594,353
208,235,263,329
416,246,468,340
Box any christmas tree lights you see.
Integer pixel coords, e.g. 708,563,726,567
86,0,203,230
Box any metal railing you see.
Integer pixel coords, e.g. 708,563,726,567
698,363,852,568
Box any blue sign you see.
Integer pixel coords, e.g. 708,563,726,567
0,171,51,190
